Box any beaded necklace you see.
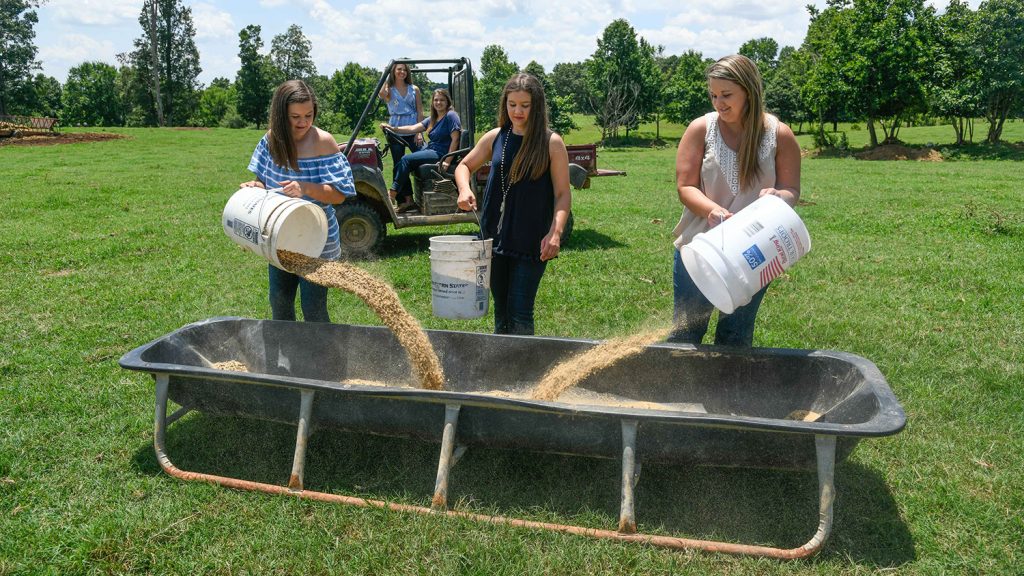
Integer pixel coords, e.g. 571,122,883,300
496,128,516,234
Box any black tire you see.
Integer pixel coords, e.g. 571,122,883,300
561,211,574,244
336,199,385,256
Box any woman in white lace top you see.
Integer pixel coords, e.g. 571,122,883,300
668,54,801,346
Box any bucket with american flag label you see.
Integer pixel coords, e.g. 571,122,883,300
680,194,811,314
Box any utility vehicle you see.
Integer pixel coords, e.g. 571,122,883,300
335,58,624,256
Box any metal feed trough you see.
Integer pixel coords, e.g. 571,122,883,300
119,317,905,558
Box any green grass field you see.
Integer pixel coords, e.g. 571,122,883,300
1,119,1021,574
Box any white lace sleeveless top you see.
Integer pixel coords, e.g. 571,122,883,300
672,112,779,247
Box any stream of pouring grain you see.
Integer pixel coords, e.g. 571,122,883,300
529,328,671,401
277,250,446,391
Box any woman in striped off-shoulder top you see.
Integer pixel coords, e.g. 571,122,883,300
241,80,355,322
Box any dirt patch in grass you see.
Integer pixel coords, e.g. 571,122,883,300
0,132,126,147
855,144,943,161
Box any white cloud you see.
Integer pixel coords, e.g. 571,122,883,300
191,3,236,41
32,0,840,85
46,0,140,27
38,33,120,73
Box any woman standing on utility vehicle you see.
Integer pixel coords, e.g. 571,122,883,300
669,54,801,346
241,79,355,322
378,62,424,183
455,73,572,335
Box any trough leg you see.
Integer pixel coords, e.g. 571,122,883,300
431,403,461,510
618,419,639,534
801,434,837,554
165,404,192,426
288,390,315,491
153,374,172,472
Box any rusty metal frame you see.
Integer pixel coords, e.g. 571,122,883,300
152,374,836,558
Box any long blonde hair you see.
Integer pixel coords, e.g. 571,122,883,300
706,54,766,190
497,73,551,183
268,79,317,171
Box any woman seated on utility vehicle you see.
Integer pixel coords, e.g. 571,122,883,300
381,88,461,212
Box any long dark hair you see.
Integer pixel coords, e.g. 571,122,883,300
497,73,551,183
706,55,766,190
268,79,318,171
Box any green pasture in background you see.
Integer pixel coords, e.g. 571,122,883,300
0,120,1021,574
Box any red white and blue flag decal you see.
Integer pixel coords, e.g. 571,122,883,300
759,257,785,287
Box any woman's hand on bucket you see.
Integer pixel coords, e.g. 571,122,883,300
759,187,799,206
707,208,732,229
240,180,265,189
276,180,305,198
457,189,477,212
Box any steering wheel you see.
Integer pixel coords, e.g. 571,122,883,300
380,126,408,150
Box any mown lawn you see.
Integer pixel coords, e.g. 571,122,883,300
0,120,1021,574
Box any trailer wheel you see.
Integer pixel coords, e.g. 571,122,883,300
336,199,385,257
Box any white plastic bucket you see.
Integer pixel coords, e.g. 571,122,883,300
429,235,493,319
222,186,328,269
681,194,811,314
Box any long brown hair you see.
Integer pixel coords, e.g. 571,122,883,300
429,88,454,126
268,79,318,171
497,72,551,183
706,54,766,190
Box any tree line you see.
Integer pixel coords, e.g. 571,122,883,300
2,0,1022,146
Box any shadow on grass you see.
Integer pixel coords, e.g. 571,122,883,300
134,414,913,566
367,228,626,260
808,140,1024,161
599,135,673,149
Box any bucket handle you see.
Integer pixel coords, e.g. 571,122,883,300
436,179,488,260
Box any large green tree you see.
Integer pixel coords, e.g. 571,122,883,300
475,45,518,131
271,24,316,82
663,50,712,127
235,24,274,127
549,61,589,114
192,78,237,128
975,0,1024,143
124,0,202,125
585,19,660,139
804,0,935,146
766,46,812,129
28,73,62,118
738,37,779,84
929,0,982,144
323,62,379,135
801,4,855,139
61,61,124,126
522,60,577,136
0,0,41,116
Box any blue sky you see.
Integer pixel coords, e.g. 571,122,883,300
34,0,971,87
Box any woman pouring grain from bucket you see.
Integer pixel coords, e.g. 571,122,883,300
455,73,571,335
241,79,356,322
669,54,801,346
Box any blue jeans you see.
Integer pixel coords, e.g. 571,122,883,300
490,254,547,335
389,135,421,180
669,248,767,346
268,264,330,322
391,148,439,202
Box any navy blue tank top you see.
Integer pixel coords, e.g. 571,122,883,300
480,128,554,261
